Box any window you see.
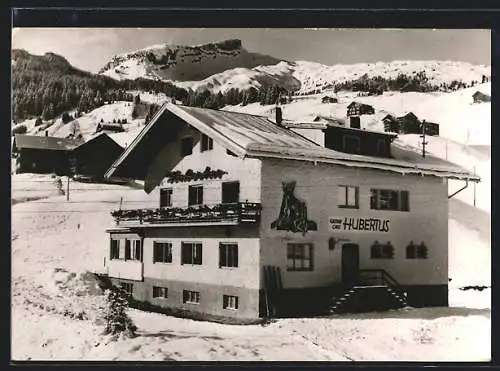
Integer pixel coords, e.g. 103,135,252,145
370,189,410,211
153,242,172,263
188,185,203,206
110,239,120,260
152,286,168,299
125,239,131,260
371,241,394,259
160,188,173,208
183,290,200,304
222,181,240,204
201,134,213,152
180,137,193,156
287,243,314,271
120,282,133,296
219,243,238,268
181,242,203,265
342,135,360,154
338,185,359,208
132,240,142,261
406,242,428,259
223,295,239,310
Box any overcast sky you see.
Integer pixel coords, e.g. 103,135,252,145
12,28,491,73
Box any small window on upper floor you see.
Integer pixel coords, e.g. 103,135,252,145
160,188,173,208
406,242,428,259
201,134,213,152
370,189,409,212
181,137,193,157
338,185,359,209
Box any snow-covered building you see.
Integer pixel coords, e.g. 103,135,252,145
101,103,479,320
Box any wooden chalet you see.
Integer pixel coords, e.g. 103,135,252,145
96,122,125,133
347,101,375,117
12,134,83,175
472,91,491,104
70,133,124,178
322,96,338,104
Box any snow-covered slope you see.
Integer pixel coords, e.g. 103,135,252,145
11,173,490,361
98,39,490,96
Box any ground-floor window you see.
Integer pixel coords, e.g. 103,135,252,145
110,239,120,259
120,282,133,296
287,243,314,271
406,242,428,259
183,290,200,304
223,295,239,310
152,286,168,299
370,241,394,259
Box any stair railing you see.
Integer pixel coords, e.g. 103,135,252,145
359,269,408,302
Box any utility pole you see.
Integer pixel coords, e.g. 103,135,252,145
420,120,428,158
66,176,70,201
473,165,477,208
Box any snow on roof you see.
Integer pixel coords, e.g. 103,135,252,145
13,134,84,151
106,103,479,182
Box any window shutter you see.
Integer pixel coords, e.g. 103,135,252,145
233,245,238,267
219,245,224,267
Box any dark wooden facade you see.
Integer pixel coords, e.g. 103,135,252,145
71,133,124,177
323,126,396,158
472,91,491,103
347,102,375,117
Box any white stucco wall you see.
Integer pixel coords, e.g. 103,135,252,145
259,158,449,288
142,236,261,290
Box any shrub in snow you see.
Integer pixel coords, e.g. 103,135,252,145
102,286,137,338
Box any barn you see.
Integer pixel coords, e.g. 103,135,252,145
472,91,491,104
12,134,83,175
70,133,124,178
95,122,125,133
321,96,338,104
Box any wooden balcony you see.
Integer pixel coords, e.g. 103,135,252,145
111,202,262,227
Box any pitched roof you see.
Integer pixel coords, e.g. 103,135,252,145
13,134,84,151
105,103,479,182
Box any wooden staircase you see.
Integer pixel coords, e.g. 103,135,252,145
329,269,409,314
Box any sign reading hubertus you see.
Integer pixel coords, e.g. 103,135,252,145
329,217,390,232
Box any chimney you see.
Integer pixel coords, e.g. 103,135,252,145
275,107,283,125
45,130,48,137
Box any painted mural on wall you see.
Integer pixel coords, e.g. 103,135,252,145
271,181,318,235
329,216,390,232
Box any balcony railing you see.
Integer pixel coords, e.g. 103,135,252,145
111,202,262,226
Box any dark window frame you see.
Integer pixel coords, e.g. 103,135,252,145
120,282,133,296
160,188,173,208
406,242,428,259
152,286,168,299
223,295,239,310
219,243,239,268
287,243,314,271
188,185,204,206
183,290,200,304
181,242,203,265
110,239,120,260
201,133,214,152
370,189,410,212
153,241,173,263
222,181,240,204
370,242,395,259
338,185,359,209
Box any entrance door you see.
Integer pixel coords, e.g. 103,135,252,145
341,243,360,283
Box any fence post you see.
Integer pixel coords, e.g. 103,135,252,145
66,176,70,201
